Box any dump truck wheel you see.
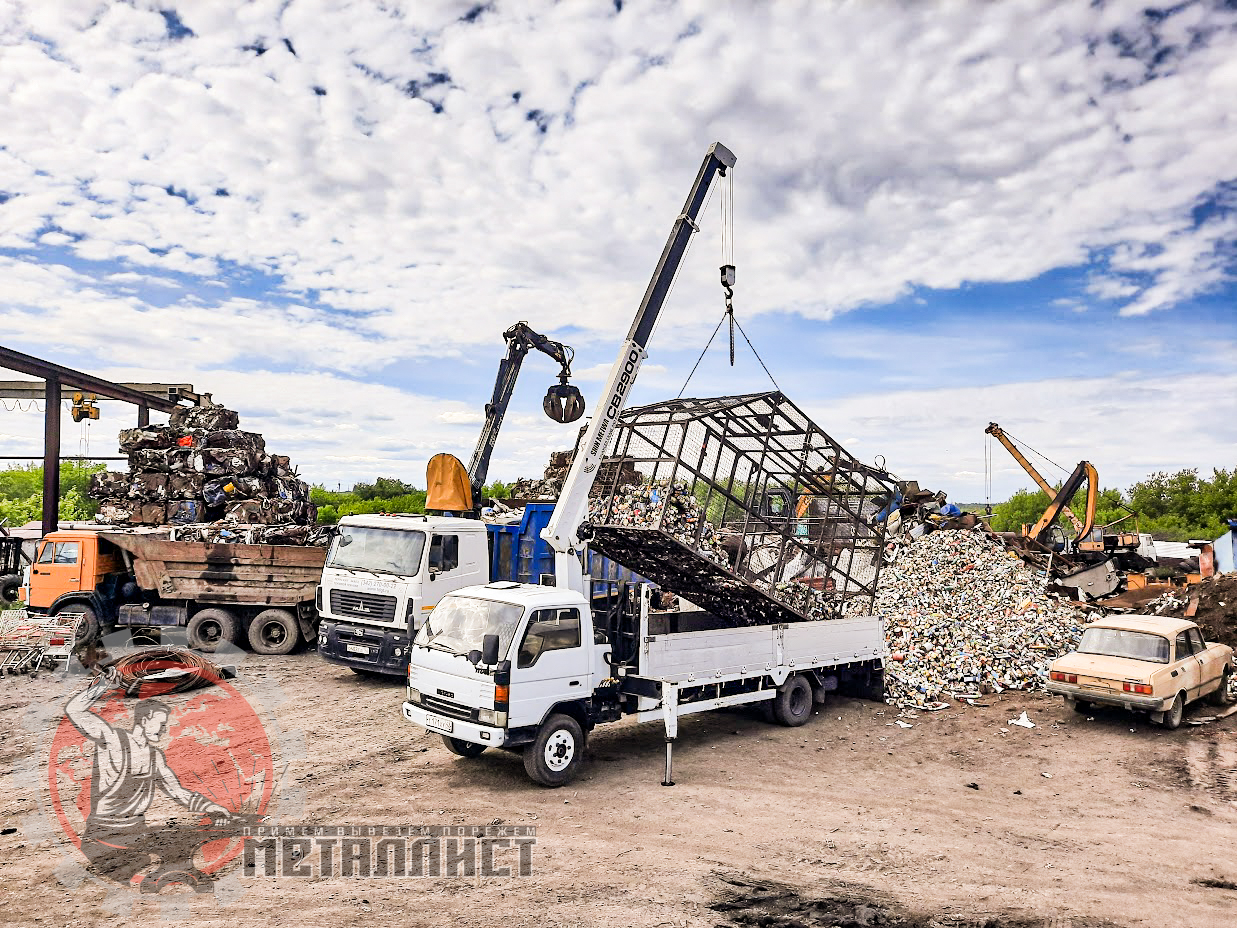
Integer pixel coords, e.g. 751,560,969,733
56,605,99,644
0,573,20,604
248,608,299,655
442,735,487,758
187,608,240,652
1208,668,1234,707
523,714,584,787
773,676,814,727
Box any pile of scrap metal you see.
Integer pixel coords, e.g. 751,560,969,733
88,405,317,528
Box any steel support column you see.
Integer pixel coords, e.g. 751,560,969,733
42,375,61,537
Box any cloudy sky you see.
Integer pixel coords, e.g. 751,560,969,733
0,0,1234,504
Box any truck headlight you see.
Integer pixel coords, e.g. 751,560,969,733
476,708,497,725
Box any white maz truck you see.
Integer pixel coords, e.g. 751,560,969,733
401,143,891,787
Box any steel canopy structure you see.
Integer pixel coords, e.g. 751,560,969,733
0,346,208,535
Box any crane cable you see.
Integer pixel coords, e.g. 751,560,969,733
676,169,780,398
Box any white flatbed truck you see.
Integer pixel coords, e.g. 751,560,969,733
401,142,889,786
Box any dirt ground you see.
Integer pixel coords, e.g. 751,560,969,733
2,651,1235,928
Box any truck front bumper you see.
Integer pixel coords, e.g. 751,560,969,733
1046,681,1172,712
318,621,410,676
401,701,507,748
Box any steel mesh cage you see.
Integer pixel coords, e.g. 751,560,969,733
584,392,897,626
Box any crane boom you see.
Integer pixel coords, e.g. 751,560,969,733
985,422,1084,534
542,142,738,594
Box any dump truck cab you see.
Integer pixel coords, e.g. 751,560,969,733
22,529,125,639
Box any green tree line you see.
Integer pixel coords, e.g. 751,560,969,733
311,477,510,524
0,462,103,526
989,467,1236,542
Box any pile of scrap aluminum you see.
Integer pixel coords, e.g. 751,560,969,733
581,391,898,627
878,526,1097,708
88,405,317,529
883,481,1136,603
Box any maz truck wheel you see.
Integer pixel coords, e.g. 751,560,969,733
248,608,299,655
524,714,584,787
773,676,814,727
442,735,487,758
186,608,240,652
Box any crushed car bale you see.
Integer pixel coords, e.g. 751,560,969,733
89,404,316,530
877,527,1097,707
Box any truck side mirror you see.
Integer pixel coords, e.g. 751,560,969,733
467,649,482,666
482,633,500,666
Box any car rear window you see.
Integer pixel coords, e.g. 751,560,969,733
1078,627,1170,663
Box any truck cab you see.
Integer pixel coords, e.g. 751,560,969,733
22,529,124,638
316,514,488,674
402,582,612,781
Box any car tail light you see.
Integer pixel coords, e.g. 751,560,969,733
1122,682,1152,695
1050,671,1078,684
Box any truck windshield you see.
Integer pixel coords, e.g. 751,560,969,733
1077,627,1170,663
327,528,425,576
415,596,523,657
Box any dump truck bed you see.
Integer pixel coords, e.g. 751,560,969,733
102,532,326,606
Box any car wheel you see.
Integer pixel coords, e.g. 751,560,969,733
442,735,487,758
1070,698,1091,714
1159,693,1185,730
523,714,584,787
773,676,814,727
1207,668,1234,707
247,608,299,655
186,608,240,652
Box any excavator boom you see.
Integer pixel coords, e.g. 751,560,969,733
985,422,1085,535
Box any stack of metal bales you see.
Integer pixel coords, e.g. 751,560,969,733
88,405,316,528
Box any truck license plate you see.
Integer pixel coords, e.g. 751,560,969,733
424,712,454,734
345,644,370,655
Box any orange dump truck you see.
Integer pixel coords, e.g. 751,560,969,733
22,528,326,654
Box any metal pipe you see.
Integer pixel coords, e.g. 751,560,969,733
42,376,60,537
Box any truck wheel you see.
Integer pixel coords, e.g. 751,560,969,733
442,735,487,758
248,608,299,655
1157,693,1185,730
55,605,99,644
1208,668,1234,707
773,676,814,727
186,608,240,652
0,573,20,604
523,714,584,787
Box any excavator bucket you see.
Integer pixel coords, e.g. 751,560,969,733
543,383,585,423
426,453,473,512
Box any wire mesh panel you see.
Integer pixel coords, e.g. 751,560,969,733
583,392,897,627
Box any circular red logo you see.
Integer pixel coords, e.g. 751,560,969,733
46,666,276,892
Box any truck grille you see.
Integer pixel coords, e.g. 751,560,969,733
419,693,477,722
330,589,398,623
